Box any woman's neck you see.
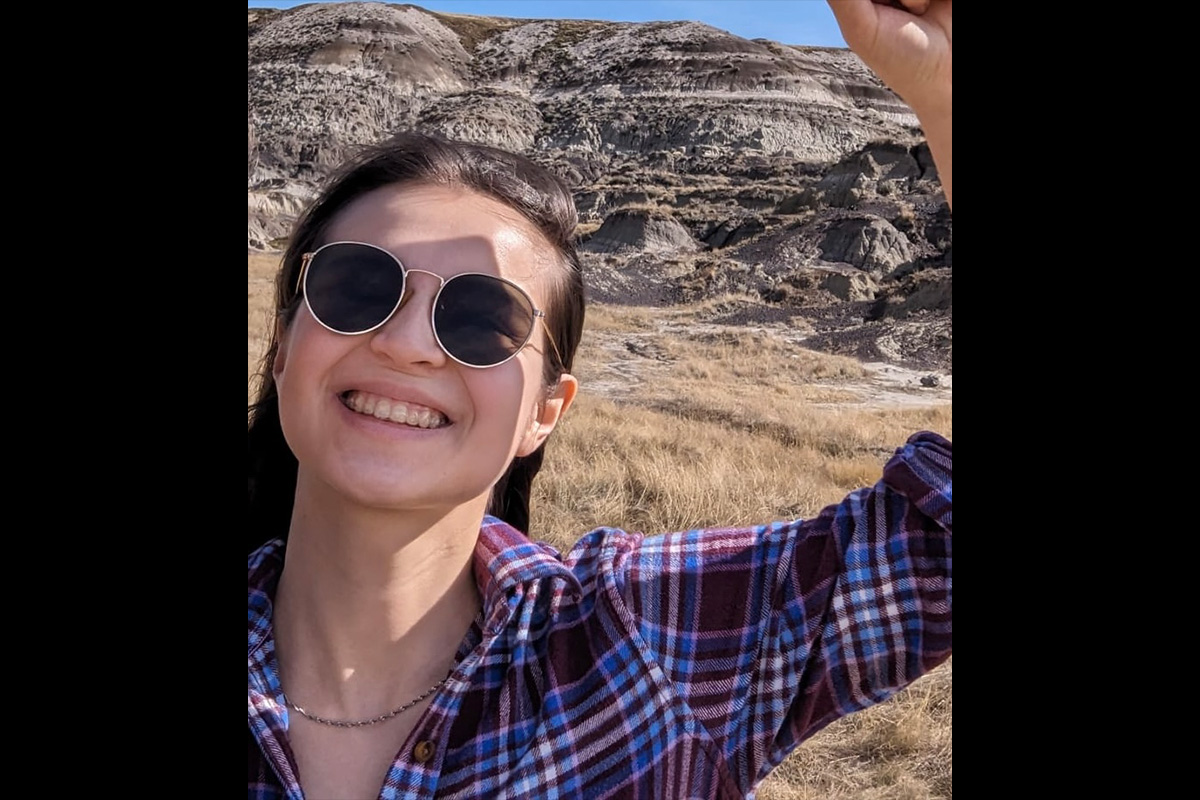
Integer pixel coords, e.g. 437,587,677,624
271,483,487,719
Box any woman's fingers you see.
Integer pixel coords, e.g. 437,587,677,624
827,0,881,54
828,0,951,109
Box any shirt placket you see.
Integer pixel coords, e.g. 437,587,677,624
379,588,522,799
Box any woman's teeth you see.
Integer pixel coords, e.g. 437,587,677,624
344,391,448,429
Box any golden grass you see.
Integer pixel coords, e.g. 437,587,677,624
754,661,952,800
529,393,949,543
570,302,659,333
248,251,281,401
247,255,952,798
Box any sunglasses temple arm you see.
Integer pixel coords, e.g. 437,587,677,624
536,313,564,369
294,253,313,296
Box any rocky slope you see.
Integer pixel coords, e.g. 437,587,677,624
248,3,951,372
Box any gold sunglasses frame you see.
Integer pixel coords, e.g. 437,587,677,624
295,241,563,369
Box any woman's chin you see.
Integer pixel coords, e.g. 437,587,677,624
315,465,493,517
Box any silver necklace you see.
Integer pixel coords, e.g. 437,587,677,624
287,677,449,728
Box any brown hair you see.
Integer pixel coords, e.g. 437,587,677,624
247,131,585,553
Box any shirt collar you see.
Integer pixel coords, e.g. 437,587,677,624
248,538,285,659
473,515,583,621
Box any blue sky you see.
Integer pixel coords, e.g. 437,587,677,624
248,1,848,48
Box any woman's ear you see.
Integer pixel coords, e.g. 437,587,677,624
516,373,578,457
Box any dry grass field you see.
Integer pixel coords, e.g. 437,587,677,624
248,251,952,799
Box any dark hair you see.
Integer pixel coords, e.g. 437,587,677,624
247,131,586,553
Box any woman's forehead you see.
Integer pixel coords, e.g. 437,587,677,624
324,183,550,285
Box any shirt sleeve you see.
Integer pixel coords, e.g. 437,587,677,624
614,430,952,792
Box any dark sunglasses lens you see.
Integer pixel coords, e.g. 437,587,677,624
305,244,404,333
435,275,537,366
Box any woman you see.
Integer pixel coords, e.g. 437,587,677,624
248,1,951,797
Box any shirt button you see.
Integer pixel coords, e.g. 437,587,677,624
413,740,436,763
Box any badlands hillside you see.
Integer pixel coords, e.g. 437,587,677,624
248,2,951,372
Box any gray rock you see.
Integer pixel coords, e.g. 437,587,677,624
819,216,914,278
582,209,701,254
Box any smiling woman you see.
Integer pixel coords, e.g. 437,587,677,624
247,2,951,798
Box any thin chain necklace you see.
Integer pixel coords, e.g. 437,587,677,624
287,676,450,729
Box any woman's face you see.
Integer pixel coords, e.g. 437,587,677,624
273,183,576,515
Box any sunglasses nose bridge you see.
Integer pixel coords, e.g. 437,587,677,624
395,268,448,310
400,268,448,288
389,267,443,312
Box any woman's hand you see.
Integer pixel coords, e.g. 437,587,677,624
827,0,951,119
827,0,952,208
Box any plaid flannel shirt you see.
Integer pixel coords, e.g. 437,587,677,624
249,431,952,799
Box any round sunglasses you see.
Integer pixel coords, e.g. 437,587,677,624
295,241,562,369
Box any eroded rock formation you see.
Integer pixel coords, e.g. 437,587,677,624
248,3,952,371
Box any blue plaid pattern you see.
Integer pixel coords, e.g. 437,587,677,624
249,431,951,798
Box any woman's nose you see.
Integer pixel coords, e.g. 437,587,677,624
367,274,448,369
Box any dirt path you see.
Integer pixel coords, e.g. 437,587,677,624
822,361,952,409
